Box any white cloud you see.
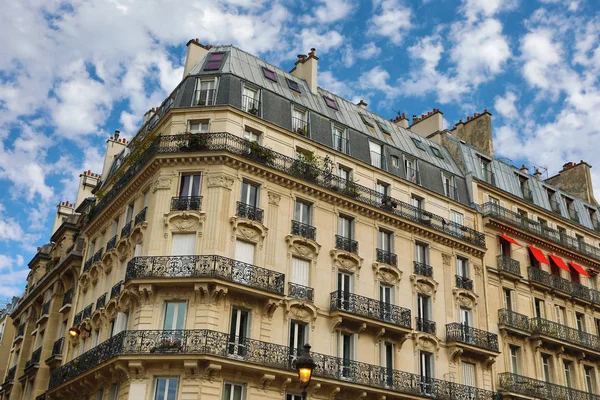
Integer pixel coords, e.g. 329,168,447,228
342,42,382,67
296,28,344,55
494,91,519,119
461,0,519,22
368,0,413,45
303,0,354,24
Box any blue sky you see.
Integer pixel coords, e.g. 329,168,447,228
0,0,599,299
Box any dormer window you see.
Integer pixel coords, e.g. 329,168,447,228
324,96,338,110
546,188,560,213
369,141,383,169
405,158,420,185
589,208,600,231
194,78,217,106
564,197,579,222
377,121,391,135
292,107,308,135
517,175,533,202
287,78,301,93
262,67,277,82
242,85,260,116
442,174,456,200
332,125,348,154
430,146,444,160
360,114,374,127
204,52,225,71
412,138,426,151
479,156,494,185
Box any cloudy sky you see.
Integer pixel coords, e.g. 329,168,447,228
0,0,598,298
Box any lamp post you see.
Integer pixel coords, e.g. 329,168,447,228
296,343,315,400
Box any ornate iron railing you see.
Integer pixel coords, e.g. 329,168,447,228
483,202,600,261
106,235,117,251
288,282,314,302
455,275,473,291
73,311,83,326
242,95,261,115
194,89,216,106
41,300,51,317
170,196,202,211
110,281,123,299
499,372,600,400
236,201,264,223
445,323,499,352
292,117,308,135
413,261,433,277
5,365,16,382
92,249,103,263
376,249,397,266
88,133,485,247
52,337,64,356
416,317,436,334
335,235,358,254
62,288,73,307
496,255,521,276
530,317,600,352
83,257,93,272
96,293,107,310
82,304,93,319
330,291,411,329
134,207,147,225
498,309,530,332
126,255,285,295
49,329,497,400
25,347,42,369
291,220,316,241
529,266,600,304
120,221,132,239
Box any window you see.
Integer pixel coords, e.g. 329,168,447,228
178,173,202,198
229,308,249,357
504,288,513,311
291,257,310,287
194,78,216,105
380,283,393,321
450,210,464,236
499,236,511,257
376,182,390,203
417,294,432,329
377,121,391,135
564,197,578,221
223,383,245,400
460,307,473,328
415,242,429,265
430,146,444,159
289,320,308,358
91,329,99,348
338,333,355,378
339,166,351,182
235,240,255,265
286,395,302,400
360,114,374,127
564,361,573,388
596,318,600,335
489,196,499,206
292,107,308,135
442,174,455,199
538,217,548,227
369,141,383,168
336,271,353,311
163,302,186,330
189,120,209,133
111,219,119,237
154,377,179,400
378,229,393,253
381,342,394,386
577,313,585,332
241,181,259,207
332,125,348,153
109,384,119,400
509,346,519,374
462,362,476,388
243,128,260,143
457,257,469,279
555,305,566,325
412,138,426,151
205,52,225,70
534,298,545,318
405,158,420,184
420,351,434,394
542,354,553,382
391,155,399,168
171,233,196,256
294,200,312,225
480,156,493,184
338,215,353,239
324,95,338,110
585,366,595,394
286,78,300,93
518,175,532,201
262,67,277,82
95,389,104,400
242,86,259,114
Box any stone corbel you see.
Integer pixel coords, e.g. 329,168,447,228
449,346,463,363
112,362,130,381
357,322,367,336
194,283,209,304
203,363,222,382
557,346,566,358
183,360,199,380
138,284,155,304
533,339,543,352
410,275,439,299
263,299,281,320
128,360,146,380
376,328,386,343
94,370,110,387
452,289,478,308
578,352,587,364
328,387,341,400
207,175,235,190
258,373,276,390
413,332,440,355
484,356,496,370
280,378,292,394
330,316,343,332
210,284,228,306
308,383,322,398
355,392,367,400
378,396,387,400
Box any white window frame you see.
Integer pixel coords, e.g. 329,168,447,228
223,382,246,400
153,377,179,400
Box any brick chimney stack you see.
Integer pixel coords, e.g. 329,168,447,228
290,48,319,94
390,113,409,129
101,130,127,180
183,38,211,78
450,109,494,157
545,160,599,205
51,201,75,235
409,108,444,138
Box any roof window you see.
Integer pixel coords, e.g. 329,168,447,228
262,67,277,82
377,121,391,134
430,146,444,159
204,52,225,71
287,78,301,93
412,138,426,151
360,114,374,127
324,96,338,110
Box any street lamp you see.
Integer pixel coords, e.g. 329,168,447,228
68,326,90,338
296,343,315,400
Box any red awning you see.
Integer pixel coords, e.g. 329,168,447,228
569,261,591,277
528,246,550,265
498,234,520,246
549,254,570,271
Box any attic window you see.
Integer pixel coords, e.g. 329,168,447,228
412,138,426,151
430,146,444,159
324,96,338,110
360,114,374,127
377,121,391,134
204,52,225,71
287,78,301,93
262,67,277,82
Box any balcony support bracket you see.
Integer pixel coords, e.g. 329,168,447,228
183,360,199,380
328,387,341,400
449,345,464,363
258,373,276,390
202,362,221,382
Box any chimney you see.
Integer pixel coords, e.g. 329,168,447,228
451,109,494,156
357,100,368,109
101,131,127,179
75,170,102,208
545,160,599,205
290,48,319,94
390,113,409,129
182,39,211,78
409,108,444,138
534,169,543,180
520,165,528,174
51,201,75,235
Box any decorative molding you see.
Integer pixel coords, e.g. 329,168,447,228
258,374,276,390
372,263,402,286
453,289,478,308
163,211,206,235
442,253,452,267
230,217,267,249
285,301,318,328
449,346,464,363
203,363,221,382
263,299,281,319
151,173,175,193
330,249,363,277
286,235,321,261
267,191,282,206
280,378,292,394
183,360,199,380
207,175,235,189
328,387,341,400
413,332,440,355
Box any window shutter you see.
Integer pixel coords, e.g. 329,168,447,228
171,233,196,256
499,200,506,208
291,257,310,286
235,240,255,265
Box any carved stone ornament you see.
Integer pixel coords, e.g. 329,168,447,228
230,217,267,248
183,360,199,380
453,289,478,308
203,363,222,382
372,263,402,286
410,275,439,299
258,373,276,390
164,211,205,235
286,234,321,261
413,332,440,355
449,346,464,363
330,249,363,277
267,191,282,206
285,301,318,328
442,253,452,267
473,263,483,277
207,175,235,189
152,173,175,193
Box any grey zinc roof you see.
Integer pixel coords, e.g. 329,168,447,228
190,45,464,177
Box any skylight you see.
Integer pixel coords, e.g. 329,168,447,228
360,114,374,127
262,67,277,82
324,96,338,110
205,52,225,71
430,146,444,159
377,121,391,134
412,138,426,151
287,78,301,93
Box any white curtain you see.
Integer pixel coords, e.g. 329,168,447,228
462,362,476,386
171,233,196,256
235,240,255,264
291,257,309,286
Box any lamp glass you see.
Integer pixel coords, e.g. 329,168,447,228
298,366,312,384
68,327,80,337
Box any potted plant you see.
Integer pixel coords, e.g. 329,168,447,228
341,179,360,198
296,126,307,135
290,152,321,182
249,106,259,115
180,133,208,151
247,141,275,165
150,339,184,353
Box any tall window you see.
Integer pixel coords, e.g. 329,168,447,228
415,242,429,265
442,174,455,199
204,52,225,70
292,107,308,134
223,383,245,400
336,271,353,311
369,141,383,168
228,308,249,357
509,346,519,374
417,294,432,330
178,173,202,198
585,366,595,394
163,302,186,330
577,313,586,332
154,378,178,400
378,229,393,253
534,298,545,318
462,362,476,388
241,181,259,207
504,288,513,311
289,320,308,358
381,342,394,386
380,283,393,321
555,306,566,325
480,156,492,184
194,78,216,106
338,215,353,239
457,257,469,279
542,354,553,382
450,210,464,236
242,85,259,114
420,351,434,394
109,384,119,400
234,241,255,288
564,361,573,388
243,128,260,143
125,203,134,224
291,257,310,288
339,333,355,378
338,165,351,182
405,158,419,184
171,233,196,256
294,200,311,225
332,125,348,154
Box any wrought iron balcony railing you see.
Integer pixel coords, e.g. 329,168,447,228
496,255,521,276
236,201,264,223
499,372,600,400
126,255,285,295
120,221,132,239
52,337,64,356
62,288,73,307
332,132,350,154
193,89,216,106
416,317,436,334
455,275,474,291
528,266,573,295
483,202,600,261
83,257,93,272
498,309,531,332
5,365,16,382
530,317,600,352
96,293,107,310
288,282,314,302
25,347,42,369
376,249,397,266
291,117,308,136
330,291,411,329
445,323,499,352
335,235,358,254
171,196,202,211
82,304,93,319
73,311,83,326
36,394,47,400
134,207,147,225
291,220,316,241
50,329,497,400
87,133,485,247
242,95,260,116
413,261,433,277
110,281,123,299
106,235,117,251
92,249,103,263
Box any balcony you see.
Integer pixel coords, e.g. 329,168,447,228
4,365,16,384
46,337,64,367
291,220,316,241
335,235,358,254
126,255,285,296
455,275,473,291
528,266,573,296
134,207,147,225
96,293,107,310
106,235,117,251
416,317,436,335
120,221,132,239
92,249,103,263
83,257,93,272
194,89,216,106
530,317,600,355
25,347,42,371
242,95,260,116
236,201,264,223
291,117,308,136
330,291,412,331
73,311,83,326
37,300,51,324
445,323,499,355
413,261,433,278
483,202,600,261
376,249,397,266
88,133,486,248
82,304,93,320
61,288,73,310
170,196,202,212
496,255,521,277
288,282,314,302
14,323,25,343
499,372,600,400
498,309,530,337
110,281,123,299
